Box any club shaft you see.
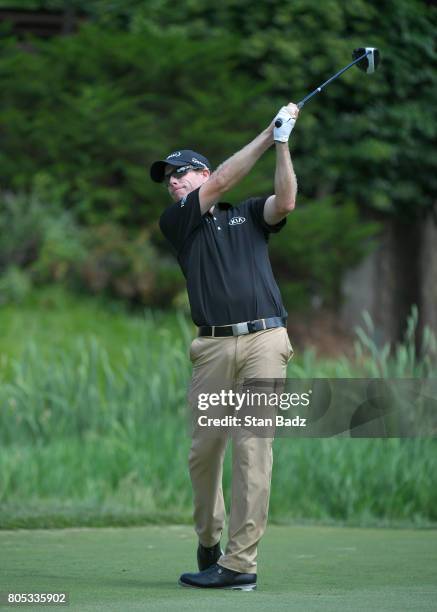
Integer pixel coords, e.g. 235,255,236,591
275,50,370,124
297,51,369,108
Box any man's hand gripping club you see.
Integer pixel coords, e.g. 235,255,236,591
272,103,299,143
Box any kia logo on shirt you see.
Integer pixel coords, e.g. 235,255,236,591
229,216,246,226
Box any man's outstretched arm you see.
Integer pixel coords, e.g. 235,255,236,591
198,128,273,214
199,102,299,217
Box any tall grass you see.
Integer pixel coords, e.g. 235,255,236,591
287,306,436,378
1,293,436,528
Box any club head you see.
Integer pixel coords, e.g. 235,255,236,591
352,47,380,74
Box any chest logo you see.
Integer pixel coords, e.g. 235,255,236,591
229,216,246,226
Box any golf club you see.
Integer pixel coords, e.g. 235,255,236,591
275,47,380,127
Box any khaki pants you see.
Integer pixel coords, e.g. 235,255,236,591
187,326,293,574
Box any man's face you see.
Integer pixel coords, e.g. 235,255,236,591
165,165,210,202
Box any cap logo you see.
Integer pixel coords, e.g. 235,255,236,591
229,216,246,226
167,151,181,159
191,157,206,168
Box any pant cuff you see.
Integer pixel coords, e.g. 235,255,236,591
217,559,257,575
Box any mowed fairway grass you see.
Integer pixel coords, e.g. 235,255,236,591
1,525,436,612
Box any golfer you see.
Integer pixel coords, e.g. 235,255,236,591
150,103,298,590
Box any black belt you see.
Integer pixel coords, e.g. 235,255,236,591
198,317,287,337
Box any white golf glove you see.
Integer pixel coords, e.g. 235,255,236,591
273,106,296,143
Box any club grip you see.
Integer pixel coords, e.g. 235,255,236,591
274,102,303,128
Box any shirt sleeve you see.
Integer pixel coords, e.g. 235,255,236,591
247,196,287,236
159,187,202,253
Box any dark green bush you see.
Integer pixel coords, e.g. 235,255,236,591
80,224,184,306
272,198,380,308
0,190,183,307
0,188,85,282
0,266,33,305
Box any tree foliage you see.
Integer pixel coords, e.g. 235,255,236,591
1,25,264,224
1,0,435,309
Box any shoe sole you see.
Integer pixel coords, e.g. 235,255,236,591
178,579,256,591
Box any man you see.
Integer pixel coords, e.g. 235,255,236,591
150,103,299,591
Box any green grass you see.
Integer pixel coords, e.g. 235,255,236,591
1,437,436,529
0,286,194,377
1,525,436,611
1,288,436,528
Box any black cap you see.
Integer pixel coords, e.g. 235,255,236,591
150,149,211,183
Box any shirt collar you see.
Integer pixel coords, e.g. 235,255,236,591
207,202,232,215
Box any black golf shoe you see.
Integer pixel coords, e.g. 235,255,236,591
179,563,257,591
197,542,223,571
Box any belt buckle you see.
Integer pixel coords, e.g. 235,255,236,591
232,322,249,336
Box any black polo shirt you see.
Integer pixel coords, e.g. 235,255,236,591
159,186,288,326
